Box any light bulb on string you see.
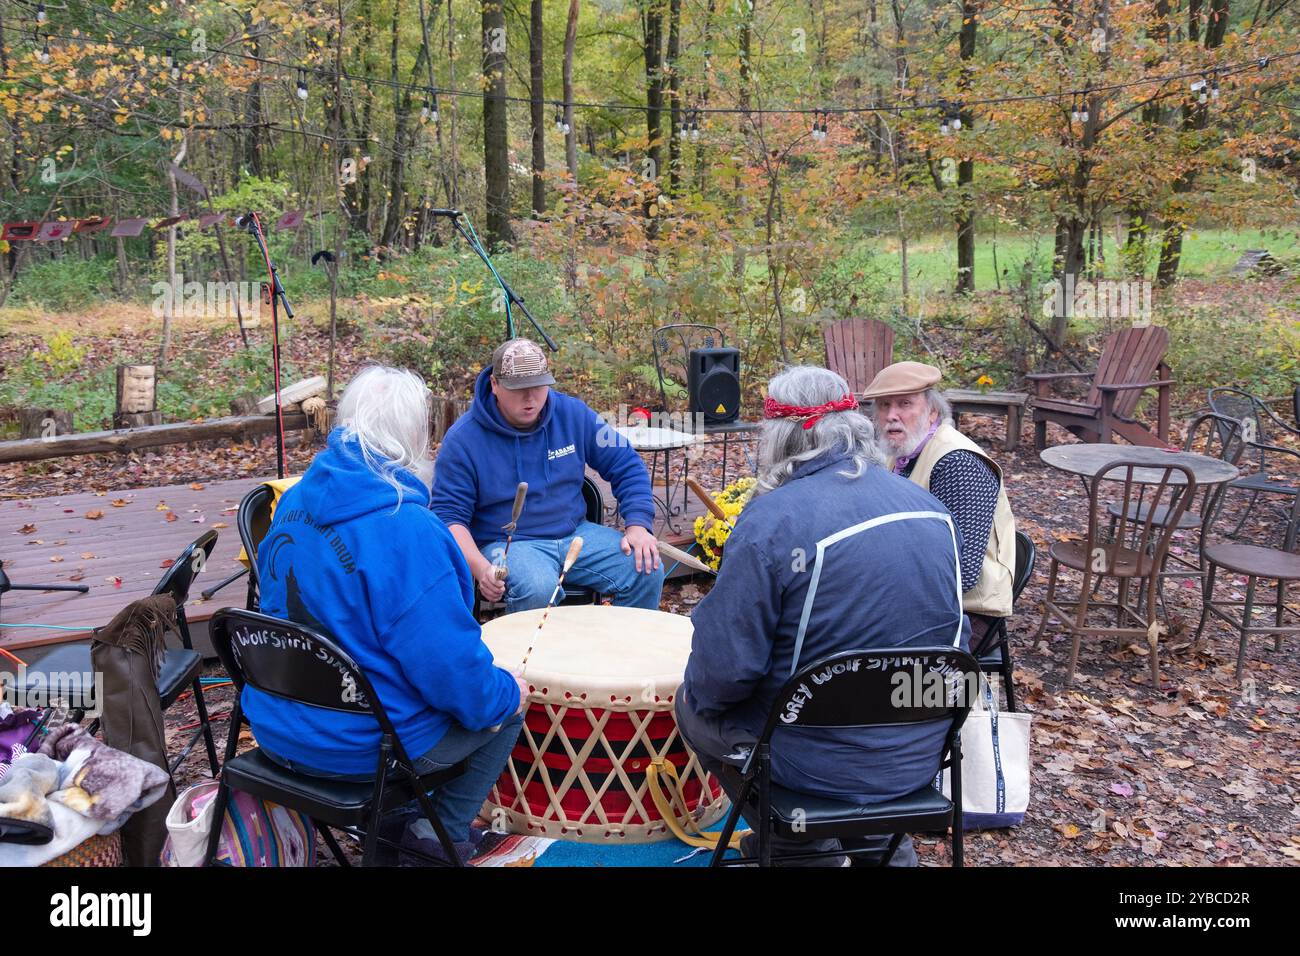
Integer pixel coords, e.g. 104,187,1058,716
36,3,46,24
1210,73,1220,100
690,110,700,141
421,90,438,123
38,34,50,64
296,69,309,101
165,49,179,80
939,112,951,136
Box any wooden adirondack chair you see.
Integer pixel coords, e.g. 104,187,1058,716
1030,325,1174,449
823,318,896,400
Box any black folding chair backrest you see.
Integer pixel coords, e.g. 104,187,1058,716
1293,383,1300,431
581,475,604,525
755,647,980,747
1090,461,1196,575
152,530,218,606
210,607,412,754
652,323,724,412
1011,531,1036,604
237,484,276,609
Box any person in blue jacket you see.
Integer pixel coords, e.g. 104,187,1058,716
432,338,663,613
675,365,970,867
244,365,527,862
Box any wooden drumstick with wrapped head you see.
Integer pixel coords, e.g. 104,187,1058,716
518,536,583,674
655,539,716,576
686,477,733,530
494,482,529,581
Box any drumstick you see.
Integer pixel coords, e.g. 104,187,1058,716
685,477,733,529
656,539,716,576
494,481,529,581
518,537,584,674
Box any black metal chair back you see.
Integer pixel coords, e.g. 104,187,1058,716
710,646,979,867
207,607,465,866
237,484,276,609
1012,530,1036,602
153,529,218,611
652,323,724,412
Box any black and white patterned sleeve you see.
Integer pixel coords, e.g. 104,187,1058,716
927,450,1000,592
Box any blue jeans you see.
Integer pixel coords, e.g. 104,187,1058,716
259,711,524,843
484,520,664,614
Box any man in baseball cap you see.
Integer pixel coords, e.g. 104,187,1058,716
863,361,1017,655
433,338,663,614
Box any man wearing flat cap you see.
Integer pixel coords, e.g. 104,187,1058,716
862,361,1016,653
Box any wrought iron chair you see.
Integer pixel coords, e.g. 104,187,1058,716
1207,387,1300,548
1035,460,1196,688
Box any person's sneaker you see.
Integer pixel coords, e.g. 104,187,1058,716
399,819,484,866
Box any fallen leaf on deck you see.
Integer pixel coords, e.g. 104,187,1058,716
111,499,128,507
80,552,95,559
156,502,171,512
19,524,36,534
165,512,179,523
49,555,64,562
85,510,104,520
189,482,205,490
160,558,175,569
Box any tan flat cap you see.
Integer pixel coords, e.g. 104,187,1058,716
860,361,943,400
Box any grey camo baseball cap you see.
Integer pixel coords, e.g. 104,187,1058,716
491,338,556,390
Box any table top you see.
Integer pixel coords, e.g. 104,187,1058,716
944,388,1029,404
613,424,700,450
1040,443,1239,486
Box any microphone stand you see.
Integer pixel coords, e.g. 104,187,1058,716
440,212,557,351
240,213,293,479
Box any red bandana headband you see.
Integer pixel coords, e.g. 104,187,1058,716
763,392,857,430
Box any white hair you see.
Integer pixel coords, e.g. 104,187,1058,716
337,365,433,506
755,365,886,496
925,388,953,425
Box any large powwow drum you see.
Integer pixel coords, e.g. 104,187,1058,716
480,604,727,843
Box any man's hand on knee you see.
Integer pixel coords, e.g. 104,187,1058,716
621,525,662,574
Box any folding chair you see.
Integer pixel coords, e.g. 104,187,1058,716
205,608,468,867
14,531,222,777
198,482,276,605
709,647,979,868
976,530,1037,711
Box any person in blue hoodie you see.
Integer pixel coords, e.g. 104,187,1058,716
243,365,527,861
675,365,970,867
432,338,664,613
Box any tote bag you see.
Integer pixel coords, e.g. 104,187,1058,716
940,677,1031,830
161,781,317,867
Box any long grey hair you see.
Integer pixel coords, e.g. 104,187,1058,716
337,365,434,505
754,365,886,496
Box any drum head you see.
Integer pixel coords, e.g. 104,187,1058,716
482,605,693,704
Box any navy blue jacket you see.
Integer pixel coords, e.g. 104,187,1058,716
243,429,519,775
682,450,969,803
432,367,655,546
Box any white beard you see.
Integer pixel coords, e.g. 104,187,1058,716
878,419,932,461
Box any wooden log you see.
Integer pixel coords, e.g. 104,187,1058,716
115,364,156,414
19,407,72,439
0,413,309,464
431,396,469,442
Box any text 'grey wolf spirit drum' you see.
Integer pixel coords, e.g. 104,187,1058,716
479,604,727,843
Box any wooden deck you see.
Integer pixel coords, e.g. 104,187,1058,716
1,470,718,654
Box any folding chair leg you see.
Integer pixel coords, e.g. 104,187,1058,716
189,676,222,777
203,779,232,866
876,832,904,867
1001,640,1017,713
316,823,351,867
410,785,465,867
709,795,746,867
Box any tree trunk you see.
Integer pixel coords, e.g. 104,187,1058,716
529,0,546,216
666,0,682,196
563,0,579,180
641,0,665,240
954,0,978,293
482,0,514,246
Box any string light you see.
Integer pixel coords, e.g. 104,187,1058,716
164,49,179,80
36,3,46,24
296,68,308,101
38,34,50,64
421,89,438,123
689,109,701,141
553,105,569,134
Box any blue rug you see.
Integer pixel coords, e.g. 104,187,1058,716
535,816,748,868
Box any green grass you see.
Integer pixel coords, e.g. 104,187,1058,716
865,225,1300,294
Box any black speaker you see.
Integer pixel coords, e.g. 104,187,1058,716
688,347,741,424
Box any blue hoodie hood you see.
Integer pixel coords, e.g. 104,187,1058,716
431,367,656,546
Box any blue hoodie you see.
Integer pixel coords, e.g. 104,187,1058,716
241,428,520,776
432,367,656,546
